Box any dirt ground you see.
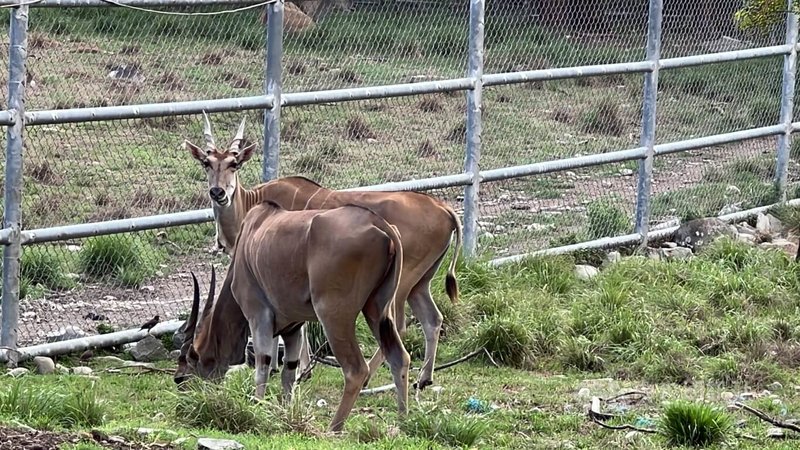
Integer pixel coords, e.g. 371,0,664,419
0,425,177,450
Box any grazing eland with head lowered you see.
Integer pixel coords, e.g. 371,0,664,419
173,201,410,432
184,113,463,391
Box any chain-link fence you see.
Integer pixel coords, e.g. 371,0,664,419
0,0,799,351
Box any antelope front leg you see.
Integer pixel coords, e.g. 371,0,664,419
249,312,276,400
296,324,313,383
270,338,280,374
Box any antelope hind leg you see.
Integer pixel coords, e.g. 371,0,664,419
249,312,277,400
322,320,369,433
407,283,443,390
280,326,304,404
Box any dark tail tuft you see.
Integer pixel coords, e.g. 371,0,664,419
445,274,459,303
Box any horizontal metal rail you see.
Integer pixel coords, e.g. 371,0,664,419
0,319,184,363
0,227,13,245
25,95,275,126
488,198,800,266
344,172,474,192
653,124,786,156
281,78,475,107
0,0,266,6
482,61,655,87
480,147,647,182
20,209,214,244
659,44,792,69
0,110,14,126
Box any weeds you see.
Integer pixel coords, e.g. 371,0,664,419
0,381,106,430
579,97,624,136
586,196,630,239
20,246,74,291
400,408,489,448
464,316,533,368
345,116,376,140
78,234,163,287
659,400,733,447
171,377,267,434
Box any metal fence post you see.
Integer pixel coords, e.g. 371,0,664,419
1,2,29,366
262,0,284,181
633,0,663,248
462,0,485,258
775,0,798,200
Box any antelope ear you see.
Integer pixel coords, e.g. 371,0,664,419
236,141,257,165
184,140,207,163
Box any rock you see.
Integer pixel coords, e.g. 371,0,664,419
577,387,591,399
645,247,661,260
55,364,70,374
316,398,328,408
756,213,784,236
661,241,678,248
602,251,621,268
173,437,190,446
197,438,244,450
673,218,737,252
624,431,640,441
172,328,186,351
169,350,181,360
737,233,757,245
130,335,169,362
660,247,693,261
122,360,155,369
574,265,599,281
721,391,735,401
718,203,742,216
7,367,29,377
770,382,784,391
767,427,786,439
32,356,55,375
759,238,796,254
45,326,86,343
94,356,125,365
71,366,93,375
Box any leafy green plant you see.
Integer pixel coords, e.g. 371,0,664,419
78,234,162,287
400,407,489,448
586,196,629,240
659,400,733,447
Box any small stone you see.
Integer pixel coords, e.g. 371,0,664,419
316,398,328,408
620,168,634,176
71,366,93,375
759,239,795,254
169,350,181,360
721,391,735,401
55,364,70,374
122,361,155,369
625,431,640,441
481,232,495,240
173,437,190,446
673,218,737,252
767,427,786,439
130,334,169,362
661,241,678,248
32,356,55,375
197,438,244,450
577,387,591,399
770,382,784,391
660,247,693,261
94,356,125,365
574,265,599,281
7,367,29,377
45,326,86,343
602,251,621,267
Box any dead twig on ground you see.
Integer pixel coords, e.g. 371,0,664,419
588,394,659,434
104,364,174,375
733,401,800,433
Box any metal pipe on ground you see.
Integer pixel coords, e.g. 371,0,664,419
0,320,185,363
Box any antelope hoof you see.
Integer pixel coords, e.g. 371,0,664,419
413,378,433,391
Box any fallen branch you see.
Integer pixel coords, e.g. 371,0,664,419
588,394,659,434
733,401,800,433
104,365,174,375
604,390,648,403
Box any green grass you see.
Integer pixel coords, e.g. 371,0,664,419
4,244,800,447
78,234,165,287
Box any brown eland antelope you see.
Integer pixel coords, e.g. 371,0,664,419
174,201,410,433
184,113,462,390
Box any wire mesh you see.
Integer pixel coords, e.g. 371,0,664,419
2,0,799,347
282,1,469,92
660,0,783,59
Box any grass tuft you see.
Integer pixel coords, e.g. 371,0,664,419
0,381,106,430
464,316,532,368
20,246,74,291
345,116,376,140
77,234,163,287
586,196,630,239
171,377,267,434
579,97,624,136
659,400,733,447
400,408,489,448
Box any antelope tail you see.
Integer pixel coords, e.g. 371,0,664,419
443,205,462,304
